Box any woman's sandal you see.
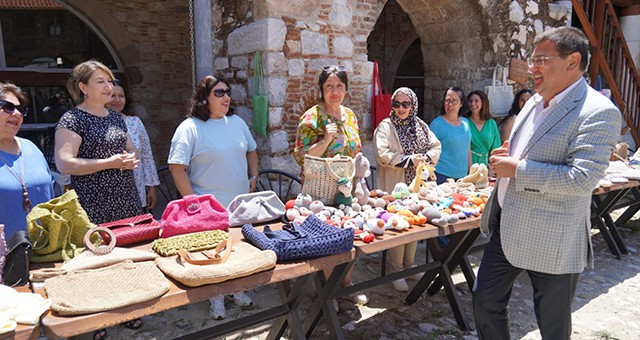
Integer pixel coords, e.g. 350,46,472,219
93,328,107,340
123,318,143,329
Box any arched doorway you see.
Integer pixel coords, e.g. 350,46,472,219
0,0,123,167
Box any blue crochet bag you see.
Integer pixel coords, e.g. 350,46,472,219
241,215,354,262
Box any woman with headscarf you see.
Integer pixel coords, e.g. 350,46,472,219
374,87,441,291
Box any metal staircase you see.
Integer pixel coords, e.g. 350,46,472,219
572,0,640,146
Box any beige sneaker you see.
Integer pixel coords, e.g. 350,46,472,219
392,278,409,292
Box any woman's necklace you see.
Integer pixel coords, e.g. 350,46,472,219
0,149,32,212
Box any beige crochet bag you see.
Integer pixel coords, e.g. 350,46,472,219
155,241,276,287
302,154,355,205
44,261,169,315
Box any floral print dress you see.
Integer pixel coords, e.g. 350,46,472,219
294,104,361,166
56,108,142,224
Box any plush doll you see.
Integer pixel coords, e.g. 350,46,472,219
392,182,411,200
409,161,435,193
458,163,489,189
294,193,312,208
334,177,353,206
352,153,372,205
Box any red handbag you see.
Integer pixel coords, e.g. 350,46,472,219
98,213,161,246
160,194,229,238
372,61,392,129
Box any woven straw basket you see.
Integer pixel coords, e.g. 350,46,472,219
302,154,355,205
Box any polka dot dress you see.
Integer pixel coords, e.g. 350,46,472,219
56,108,142,224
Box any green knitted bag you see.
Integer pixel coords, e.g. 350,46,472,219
152,230,229,257
27,190,96,263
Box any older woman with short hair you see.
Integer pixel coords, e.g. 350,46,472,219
0,82,54,239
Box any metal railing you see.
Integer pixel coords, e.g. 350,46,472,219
573,0,640,146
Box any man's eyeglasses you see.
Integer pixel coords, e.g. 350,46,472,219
323,65,346,73
0,99,28,117
212,88,231,98
392,100,412,109
526,54,566,68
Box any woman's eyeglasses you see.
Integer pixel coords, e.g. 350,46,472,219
444,99,460,105
392,100,412,109
323,65,346,73
212,88,231,98
0,99,28,117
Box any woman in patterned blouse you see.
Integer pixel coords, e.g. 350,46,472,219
293,66,367,310
293,65,361,166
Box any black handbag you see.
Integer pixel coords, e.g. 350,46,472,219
2,230,32,286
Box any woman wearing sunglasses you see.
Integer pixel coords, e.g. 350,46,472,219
373,87,441,292
168,75,258,320
106,79,159,213
0,82,54,239
429,86,472,184
294,65,361,165
467,90,501,167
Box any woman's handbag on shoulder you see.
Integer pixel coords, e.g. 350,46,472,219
2,230,32,287
160,194,229,238
227,191,285,227
98,213,160,246
241,214,354,262
26,189,94,263
302,154,355,205
484,65,514,117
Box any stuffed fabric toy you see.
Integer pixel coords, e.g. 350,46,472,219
352,153,372,205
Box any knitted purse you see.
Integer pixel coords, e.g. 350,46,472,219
155,241,277,287
151,230,229,256
241,215,354,262
44,261,169,316
26,190,95,263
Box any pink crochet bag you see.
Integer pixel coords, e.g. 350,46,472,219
160,194,229,238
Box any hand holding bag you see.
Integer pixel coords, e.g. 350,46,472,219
484,65,514,117
160,194,229,238
2,230,32,286
227,191,285,227
302,154,355,205
98,213,160,246
241,214,354,262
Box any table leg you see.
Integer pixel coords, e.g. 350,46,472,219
266,274,314,340
614,187,640,227
426,229,480,295
592,194,626,259
302,261,353,339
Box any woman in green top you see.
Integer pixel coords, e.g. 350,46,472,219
467,90,501,166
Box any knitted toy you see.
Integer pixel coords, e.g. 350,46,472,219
409,161,436,193
352,153,372,205
458,163,489,189
334,177,353,206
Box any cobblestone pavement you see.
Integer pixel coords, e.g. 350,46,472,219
68,211,640,340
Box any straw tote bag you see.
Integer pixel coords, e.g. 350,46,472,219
484,65,514,117
301,154,355,205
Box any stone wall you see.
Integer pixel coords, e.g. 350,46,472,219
62,0,569,174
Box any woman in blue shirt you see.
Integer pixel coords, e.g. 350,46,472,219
429,86,472,184
0,82,54,239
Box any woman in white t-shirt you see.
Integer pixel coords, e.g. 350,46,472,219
168,75,259,320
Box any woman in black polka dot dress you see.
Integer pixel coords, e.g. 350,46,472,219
55,60,142,224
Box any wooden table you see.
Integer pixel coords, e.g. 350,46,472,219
591,180,640,259
34,230,356,340
302,217,482,338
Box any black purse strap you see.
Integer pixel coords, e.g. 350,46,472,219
263,223,307,240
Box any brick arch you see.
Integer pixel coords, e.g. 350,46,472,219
60,0,143,83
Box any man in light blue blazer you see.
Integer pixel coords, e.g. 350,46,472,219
473,27,621,340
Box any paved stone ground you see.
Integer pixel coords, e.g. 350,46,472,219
69,210,640,340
